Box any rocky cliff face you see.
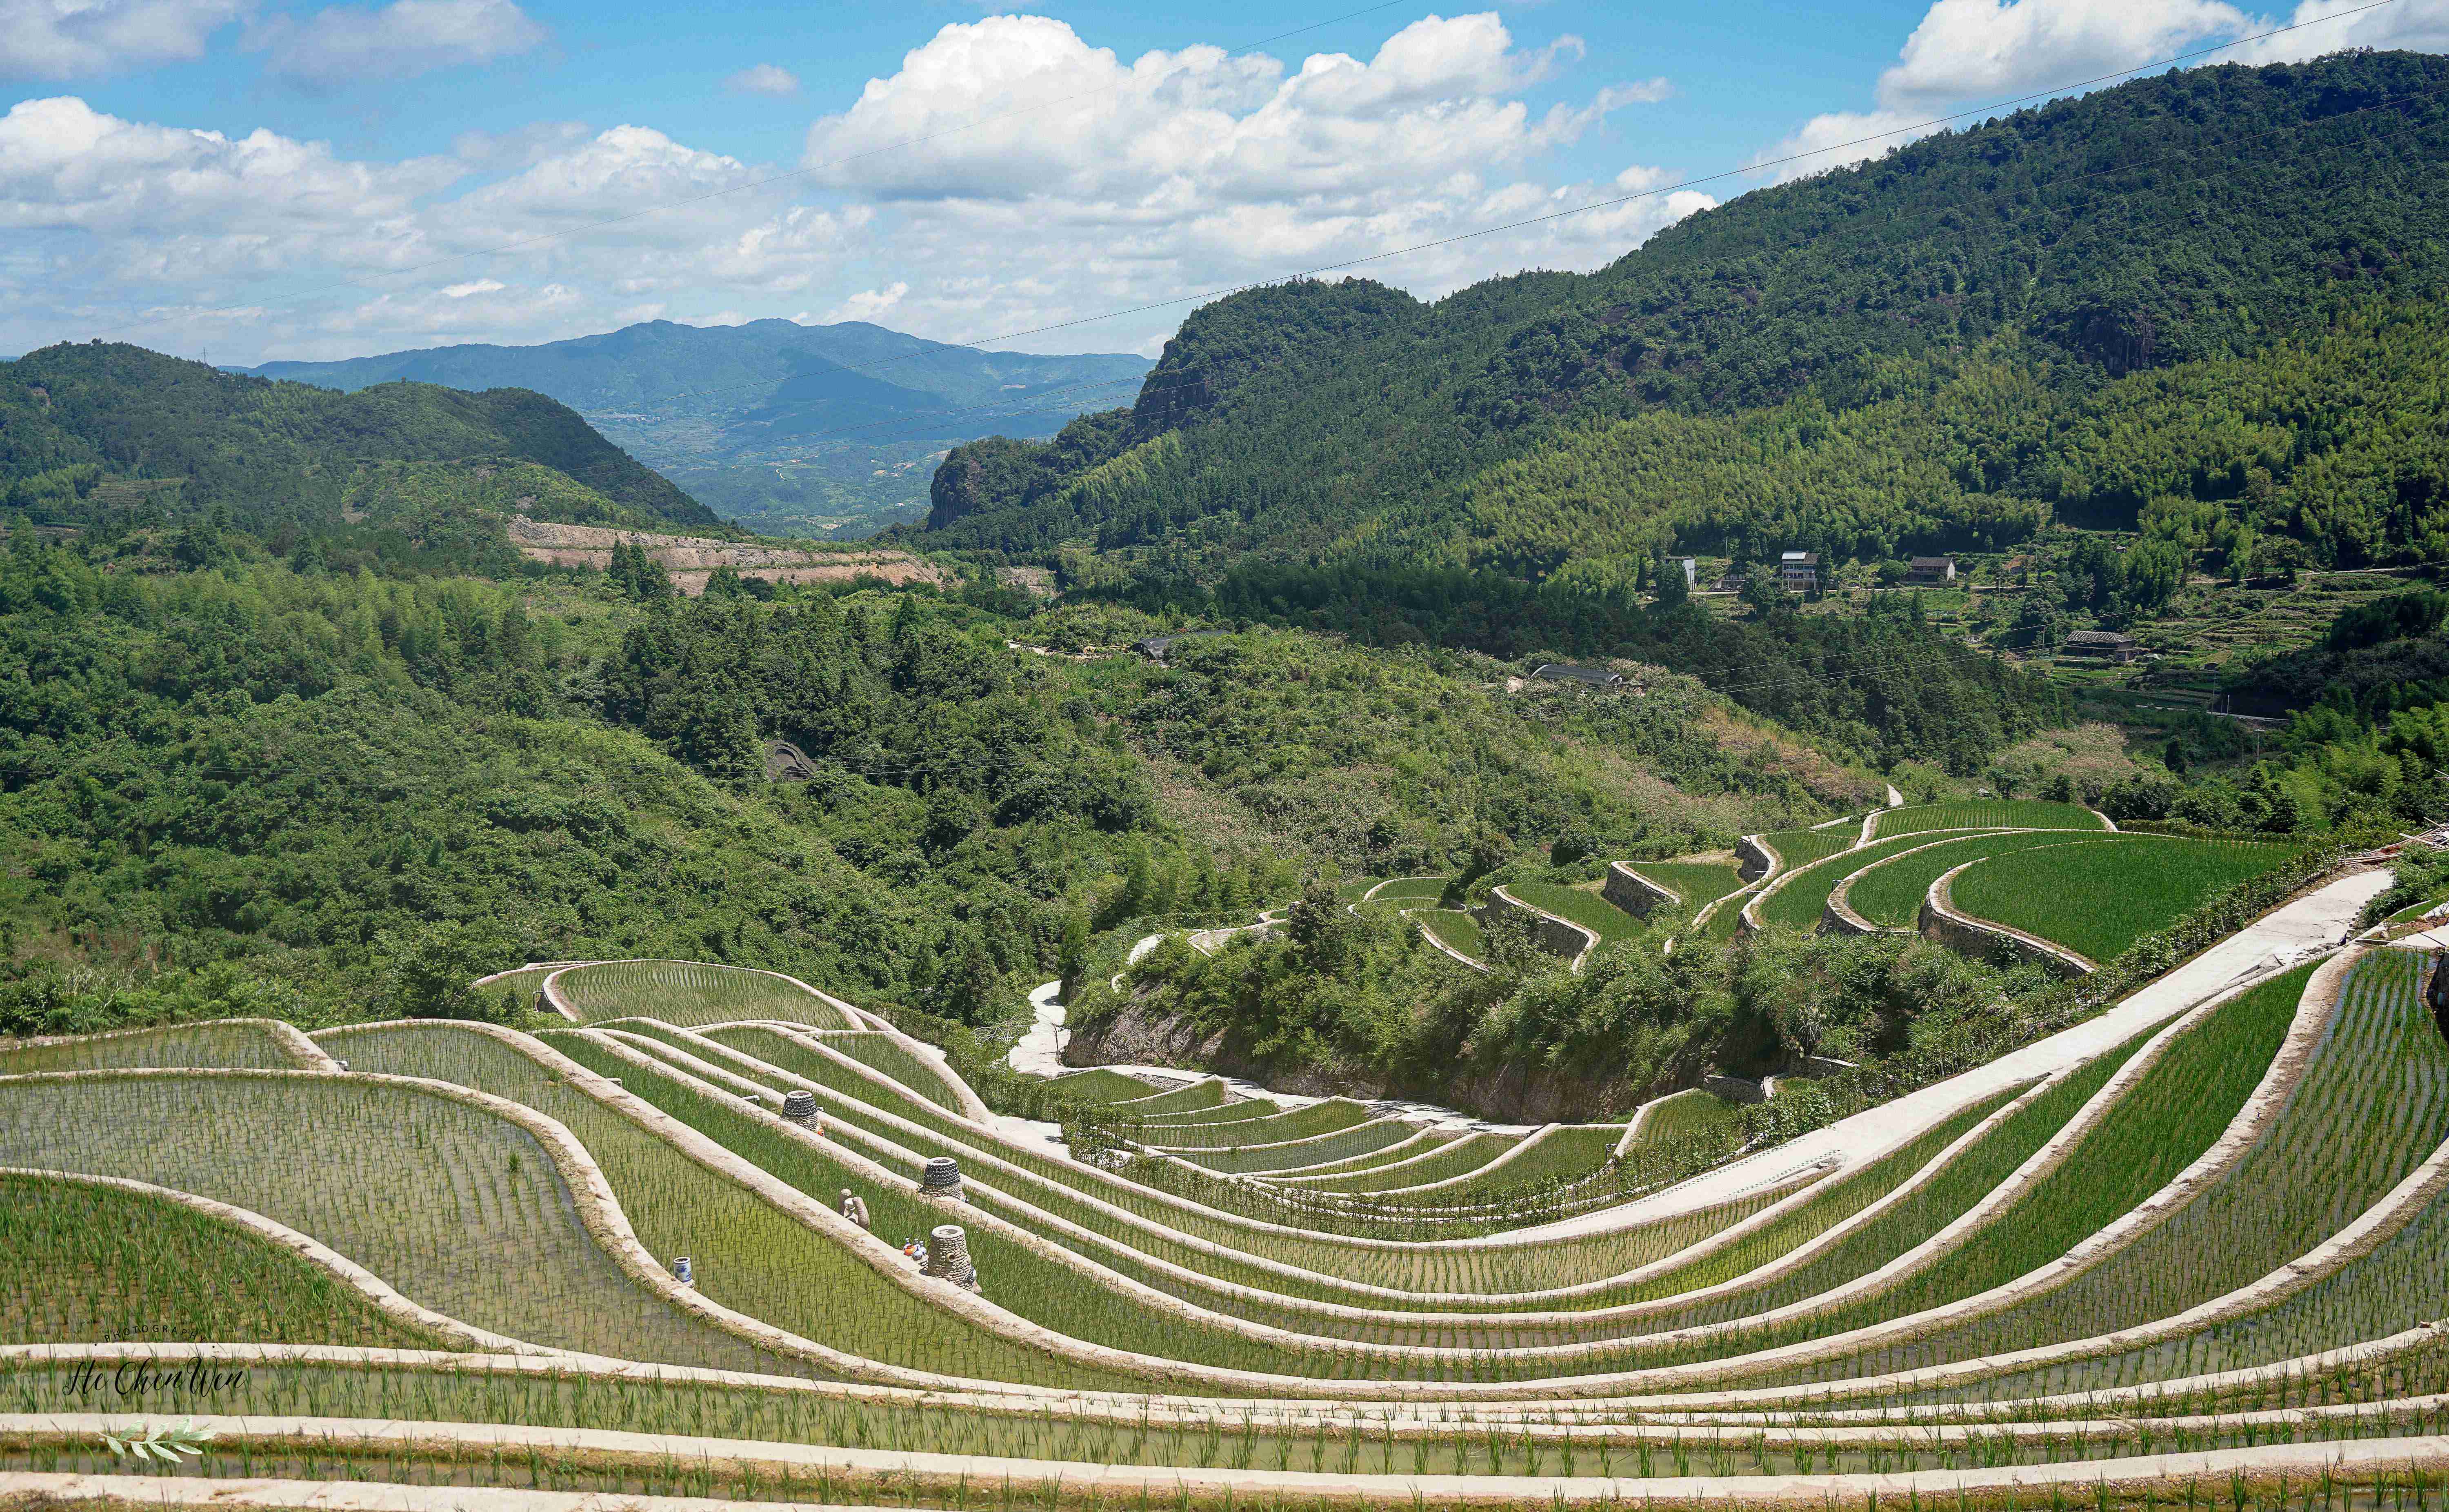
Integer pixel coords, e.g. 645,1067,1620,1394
1061,999,1359,1099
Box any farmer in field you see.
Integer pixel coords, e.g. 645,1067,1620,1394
840,1188,871,1230
2430,949,2449,1044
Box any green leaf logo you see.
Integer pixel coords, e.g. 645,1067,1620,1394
102,1419,215,1463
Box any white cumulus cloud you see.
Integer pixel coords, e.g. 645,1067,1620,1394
1,0,248,80
0,12,1708,365
724,62,798,95
252,0,544,85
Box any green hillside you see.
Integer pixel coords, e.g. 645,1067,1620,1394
243,319,1152,537
2,342,719,533
918,54,2449,585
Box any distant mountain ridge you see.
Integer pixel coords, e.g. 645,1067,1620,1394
243,319,1149,428
4,341,719,531
242,320,1155,537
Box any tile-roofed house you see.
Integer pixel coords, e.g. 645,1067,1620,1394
1532,663,1626,688
1904,555,1957,586
2062,629,2140,663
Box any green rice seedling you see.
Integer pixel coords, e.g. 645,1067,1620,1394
1131,1099,1287,1132
1604,1032,2152,1344
1416,909,1485,961
1758,832,1992,931
1278,1132,1522,1195
1738,964,2314,1385
323,1025,1147,1388
1754,826,1861,873
1102,1076,1234,1110
676,1025,946,1125
1039,1070,1169,1105
819,1032,966,1113
470,965,571,1012
0,1069,802,1375
0,1172,436,1346
1171,1119,1422,1176
1436,1126,1622,1192
1571,1086,2025,1312
1873,801,2111,838
1505,884,1646,945
547,960,860,1030
1616,860,1748,916
541,1036,1415,1383
1360,877,1448,903
1139,1101,1376,1151
1910,951,2449,1396
1626,1088,1748,1147
1948,838,2298,966
1840,832,2130,928
0,1021,306,1072
1262,1128,1462,1183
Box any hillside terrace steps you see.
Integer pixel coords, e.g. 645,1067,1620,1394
1920,857,2101,975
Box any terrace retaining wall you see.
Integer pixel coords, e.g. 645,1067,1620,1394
13,1417,2449,1510
1603,862,1680,917
1920,861,2097,975
1476,888,1600,968
1737,835,1778,883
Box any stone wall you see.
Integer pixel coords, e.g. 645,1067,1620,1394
1473,888,1598,966
1919,861,2095,976
1738,835,1778,883
1702,1073,1769,1105
1602,862,1679,918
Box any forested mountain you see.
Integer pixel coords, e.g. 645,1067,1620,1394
245,320,1154,537
0,531,1868,1048
920,53,2449,585
2,343,717,532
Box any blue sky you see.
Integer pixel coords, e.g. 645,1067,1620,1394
5,0,2442,365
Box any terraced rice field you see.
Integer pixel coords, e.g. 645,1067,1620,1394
1949,835,2297,964
1416,908,1485,960
1508,883,1646,944
1838,830,2128,928
1627,1086,1748,1146
1754,832,1956,930
1292,1129,1522,1192
0,1019,310,1072
1616,860,1747,916
1047,1068,1168,1103
547,959,860,1028
824,1030,967,1112
1871,799,2111,837
1141,1099,1373,1149
1753,824,1859,873
10,897,2444,1512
